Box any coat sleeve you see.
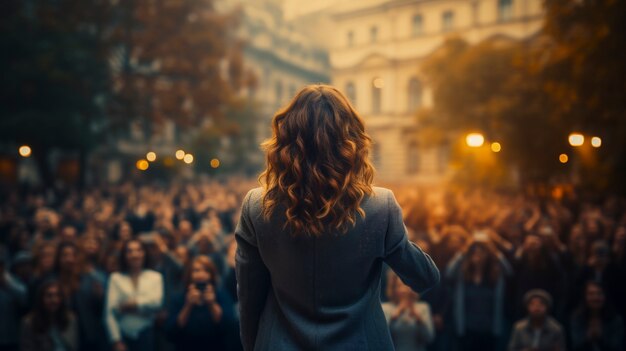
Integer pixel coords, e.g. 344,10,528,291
382,190,440,295
235,190,271,351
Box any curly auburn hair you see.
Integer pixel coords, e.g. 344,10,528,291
259,84,375,236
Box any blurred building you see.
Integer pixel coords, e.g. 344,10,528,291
324,0,544,183
220,0,330,145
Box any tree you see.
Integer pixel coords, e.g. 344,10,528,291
110,0,244,136
422,36,566,185
0,0,114,186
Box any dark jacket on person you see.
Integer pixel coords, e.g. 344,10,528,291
235,186,440,351
20,313,79,351
507,316,566,351
165,288,238,351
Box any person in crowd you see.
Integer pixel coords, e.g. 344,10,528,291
20,279,79,351
570,280,624,351
54,241,108,351
508,289,566,351
104,239,163,351
446,236,513,351
382,271,435,351
0,248,28,351
165,255,237,351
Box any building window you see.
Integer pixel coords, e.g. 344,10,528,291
498,0,513,21
412,15,424,36
407,142,420,174
442,11,454,32
370,26,378,43
347,31,354,47
345,81,356,106
371,78,383,114
408,78,423,112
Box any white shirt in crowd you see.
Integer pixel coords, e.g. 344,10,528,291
104,269,163,342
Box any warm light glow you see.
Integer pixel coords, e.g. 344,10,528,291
19,145,32,157
373,78,384,89
183,154,194,164
491,142,502,153
175,149,185,160
163,157,175,167
466,133,485,148
568,133,584,147
559,154,569,164
136,159,149,171
591,136,602,148
146,152,157,162
210,158,220,168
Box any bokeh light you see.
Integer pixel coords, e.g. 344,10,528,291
591,136,602,148
568,133,584,147
466,133,485,148
491,142,501,153
210,158,220,168
146,151,157,162
136,159,149,171
19,145,32,157
559,153,569,164
183,154,194,164
175,149,185,160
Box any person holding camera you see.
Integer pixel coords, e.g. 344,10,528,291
165,256,237,351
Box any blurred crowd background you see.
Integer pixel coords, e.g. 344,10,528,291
1,0,625,350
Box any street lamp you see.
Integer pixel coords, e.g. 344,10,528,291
568,133,584,147
490,142,502,153
591,137,602,148
146,151,157,162
18,145,32,157
466,133,485,148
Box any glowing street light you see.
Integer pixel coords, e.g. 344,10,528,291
591,137,602,148
559,154,569,164
146,151,157,162
568,133,584,147
491,142,502,153
136,159,149,171
466,133,485,148
19,145,32,157
175,149,185,160
210,158,220,168
183,154,194,164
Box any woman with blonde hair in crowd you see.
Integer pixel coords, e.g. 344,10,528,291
235,84,439,351
383,271,435,351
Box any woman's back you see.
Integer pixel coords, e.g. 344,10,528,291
235,186,440,351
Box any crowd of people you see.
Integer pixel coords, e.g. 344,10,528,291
0,179,624,351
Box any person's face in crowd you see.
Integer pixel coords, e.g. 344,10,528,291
59,246,77,272
60,225,77,242
527,297,548,320
446,234,465,252
585,219,601,238
395,278,419,303
570,226,586,250
469,245,488,266
118,222,132,241
43,284,62,314
524,235,543,253
174,245,189,265
585,283,605,311
125,241,145,272
145,242,161,261
82,236,100,258
39,245,57,273
191,261,211,284
179,220,193,239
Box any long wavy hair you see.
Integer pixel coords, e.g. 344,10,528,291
259,84,375,236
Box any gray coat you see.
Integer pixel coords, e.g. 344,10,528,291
235,186,440,351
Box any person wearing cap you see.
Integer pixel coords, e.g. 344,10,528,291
507,289,566,351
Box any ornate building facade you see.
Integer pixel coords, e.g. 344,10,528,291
328,0,544,182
